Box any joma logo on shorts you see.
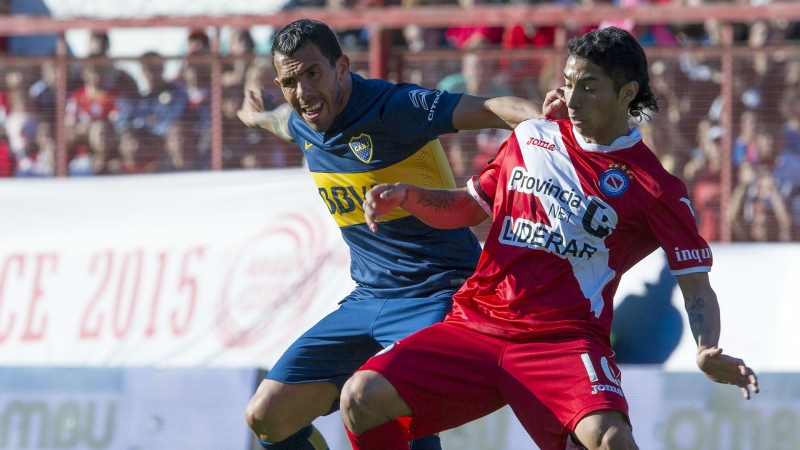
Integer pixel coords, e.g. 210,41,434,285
591,384,624,397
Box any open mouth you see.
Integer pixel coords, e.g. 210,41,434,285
302,102,323,120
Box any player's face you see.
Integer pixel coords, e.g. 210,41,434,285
274,43,350,132
562,56,638,146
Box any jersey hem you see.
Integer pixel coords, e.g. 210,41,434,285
670,266,711,276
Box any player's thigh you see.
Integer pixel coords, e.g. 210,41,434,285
501,338,630,450
360,322,507,439
372,294,454,347
266,299,385,396
572,409,636,450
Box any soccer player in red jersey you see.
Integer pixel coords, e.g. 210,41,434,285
342,27,759,450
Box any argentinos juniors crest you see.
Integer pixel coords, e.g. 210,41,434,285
349,134,374,163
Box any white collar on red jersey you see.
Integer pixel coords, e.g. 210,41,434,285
572,126,641,153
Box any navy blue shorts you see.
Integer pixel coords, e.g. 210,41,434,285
265,293,454,398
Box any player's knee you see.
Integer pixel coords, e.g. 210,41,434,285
245,391,290,440
341,371,402,433
574,410,637,450
340,372,372,431
589,426,636,450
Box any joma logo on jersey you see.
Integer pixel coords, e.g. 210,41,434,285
526,137,556,151
319,185,370,215
349,134,374,163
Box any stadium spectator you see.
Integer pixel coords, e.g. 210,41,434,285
68,119,114,176
400,24,452,88
65,65,117,143
116,52,188,143
1,68,37,161
221,28,256,89
344,26,758,450
683,120,723,241
646,58,693,174
499,23,555,100
156,122,192,172
28,60,57,125
236,19,541,450
186,29,211,57
179,61,212,169
14,120,54,177
108,128,156,175
772,88,800,240
733,110,759,167
731,20,784,120
729,159,792,242
444,0,504,50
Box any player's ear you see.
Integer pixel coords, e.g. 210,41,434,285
619,81,639,105
336,54,350,79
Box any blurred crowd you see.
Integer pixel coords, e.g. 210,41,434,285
2,29,298,179
1,1,799,242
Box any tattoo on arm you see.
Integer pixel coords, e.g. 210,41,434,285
687,296,706,342
416,189,472,212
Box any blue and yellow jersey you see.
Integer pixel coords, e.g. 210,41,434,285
288,74,482,299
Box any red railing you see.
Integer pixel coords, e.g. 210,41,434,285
1,3,799,242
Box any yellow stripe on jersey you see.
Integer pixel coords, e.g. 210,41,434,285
311,140,457,227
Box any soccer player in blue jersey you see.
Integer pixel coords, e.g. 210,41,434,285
237,19,542,450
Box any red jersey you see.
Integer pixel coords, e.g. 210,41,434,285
448,118,712,343
66,86,117,124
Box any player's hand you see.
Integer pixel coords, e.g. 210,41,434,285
697,347,759,399
237,89,267,128
364,183,408,233
542,88,568,120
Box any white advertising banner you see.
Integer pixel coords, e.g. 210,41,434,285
0,170,353,368
1,170,798,373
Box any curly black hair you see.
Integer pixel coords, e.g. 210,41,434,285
568,27,659,121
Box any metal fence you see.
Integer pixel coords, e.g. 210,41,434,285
1,3,799,242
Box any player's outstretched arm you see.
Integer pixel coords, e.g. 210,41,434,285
237,91,295,143
363,183,488,233
451,95,542,131
676,272,759,399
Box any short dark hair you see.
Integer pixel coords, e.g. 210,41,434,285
271,19,343,70
567,27,659,121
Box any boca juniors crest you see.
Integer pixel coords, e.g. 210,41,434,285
349,134,374,163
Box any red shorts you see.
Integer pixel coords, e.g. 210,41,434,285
359,322,629,450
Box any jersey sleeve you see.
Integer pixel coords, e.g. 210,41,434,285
646,178,713,275
467,136,512,217
384,84,462,136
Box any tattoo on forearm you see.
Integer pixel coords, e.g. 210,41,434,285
416,190,471,212
687,297,706,340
